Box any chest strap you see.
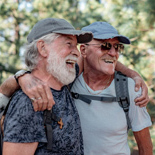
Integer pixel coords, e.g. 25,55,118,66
71,71,131,130
71,92,117,104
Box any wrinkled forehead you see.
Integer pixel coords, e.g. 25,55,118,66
58,34,78,43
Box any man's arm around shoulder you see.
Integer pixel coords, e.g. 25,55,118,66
0,76,19,97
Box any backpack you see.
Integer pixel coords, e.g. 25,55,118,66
71,71,132,130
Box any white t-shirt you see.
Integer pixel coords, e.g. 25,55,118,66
71,73,152,155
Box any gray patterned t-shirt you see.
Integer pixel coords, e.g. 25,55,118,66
3,86,83,155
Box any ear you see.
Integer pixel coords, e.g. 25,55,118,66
37,40,48,57
80,44,87,58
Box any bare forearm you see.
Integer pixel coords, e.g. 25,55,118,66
3,142,38,155
0,76,19,97
138,141,153,155
139,148,153,155
116,61,140,78
134,128,153,155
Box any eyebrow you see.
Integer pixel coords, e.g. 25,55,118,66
65,36,78,45
66,36,73,40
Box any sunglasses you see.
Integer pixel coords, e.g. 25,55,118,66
85,42,124,53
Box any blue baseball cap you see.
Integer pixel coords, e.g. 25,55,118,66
82,22,130,44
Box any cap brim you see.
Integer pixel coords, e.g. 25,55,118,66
93,33,130,44
53,30,93,43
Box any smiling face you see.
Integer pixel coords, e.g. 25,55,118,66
82,37,120,76
46,34,80,85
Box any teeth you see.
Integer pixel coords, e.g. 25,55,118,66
66,59,77,64
104,59,114,63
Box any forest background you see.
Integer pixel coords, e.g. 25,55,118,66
0,0,155,154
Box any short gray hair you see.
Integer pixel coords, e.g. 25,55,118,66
24,33,61,71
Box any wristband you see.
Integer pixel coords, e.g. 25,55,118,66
14,70,31,84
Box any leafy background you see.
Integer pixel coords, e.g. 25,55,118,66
0,0,155,154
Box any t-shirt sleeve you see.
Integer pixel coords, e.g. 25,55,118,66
3,90,47,143
128,78,152,132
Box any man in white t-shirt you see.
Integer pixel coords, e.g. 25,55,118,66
71,22,153,155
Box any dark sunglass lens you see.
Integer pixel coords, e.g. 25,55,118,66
114,44,124,52
120,44,124,50
114,44,119,50
118,44,124,51
107,43,112,49
101,42,111,50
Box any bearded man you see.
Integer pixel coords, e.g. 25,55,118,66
2,18,93,155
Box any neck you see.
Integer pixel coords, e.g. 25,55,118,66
32,68,64,90
83,69,114,91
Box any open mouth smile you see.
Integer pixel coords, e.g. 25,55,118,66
103,59,114,64
66,59,77,67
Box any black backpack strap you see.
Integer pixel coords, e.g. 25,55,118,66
44,110,62,150
115,71,131,130
71,92,117,104
44,110,53,150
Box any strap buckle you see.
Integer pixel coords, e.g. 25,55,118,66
119,97,129,112
71,92,79,99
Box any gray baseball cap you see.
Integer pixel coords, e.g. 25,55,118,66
82,22,130,44
27,18,93,44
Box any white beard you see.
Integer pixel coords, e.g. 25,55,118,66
46,50,77,85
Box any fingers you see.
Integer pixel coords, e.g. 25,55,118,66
135,95,149,107
29,83,48,111
44,84,55,110
133,75,150,107
133,77,141,92
29,83,55,111
31,98,39,112
135,85,149,107
33,83,48,111
18,73,55,111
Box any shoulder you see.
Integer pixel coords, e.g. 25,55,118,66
4,90,46,143
11,89,31,103
8,89,33,114
126,79,152,131
5,89,43,125
127,77,141,98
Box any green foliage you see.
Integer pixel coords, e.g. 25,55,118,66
0,0,155,152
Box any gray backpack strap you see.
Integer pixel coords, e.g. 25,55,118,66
71,92,117,104
115,71,132,130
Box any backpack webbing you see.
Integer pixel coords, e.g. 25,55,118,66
43,110,61,150
71,71,132,130
115,71,131,130
44,110,53,150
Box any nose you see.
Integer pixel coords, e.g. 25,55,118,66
71,46,80,57
107,46,118,57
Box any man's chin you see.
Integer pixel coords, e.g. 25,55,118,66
56,71,76,86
